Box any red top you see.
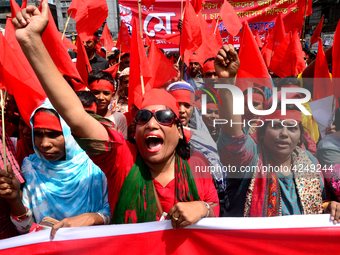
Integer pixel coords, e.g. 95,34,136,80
83,124,219,217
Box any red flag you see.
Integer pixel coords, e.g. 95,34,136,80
196,12,223,66
310,16,324,47
39,3,83,82
9,0,20,19
269,30,306,78
164,33,180,45
191,0,205,14
237,21,271,90
211,18,223,46
141,0,156,9
100,23,115,53
147,41,178,88
180,0,202,66
0,33,46,126
116,20,131,53
129,18,153,109
62,37,77,50
269,32,291,73
76,35,92,88
261,13,285,68
103,63,120,79
333,21,340,98
254,30,263,48
67,0,108,39
219,0,242,37
299,0,312,17
21,0,27,8
144,35,152,47
5,19,40,85
314,38,332,101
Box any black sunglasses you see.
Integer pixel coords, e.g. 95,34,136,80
134,109,176,126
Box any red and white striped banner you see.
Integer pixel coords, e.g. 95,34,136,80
1,215,340,254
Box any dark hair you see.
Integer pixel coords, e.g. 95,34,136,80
88,70,116,92
204,57,215,64
121,53,130,60
75,91,99,108
108,50,120,62
278,76,300,88
257,102,308,151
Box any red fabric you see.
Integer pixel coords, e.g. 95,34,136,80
164,33,180,45
169,89,192,105
75,35,92,88
314,38,332,101
33,111,63,132
269,31,291,74
104,63,120,78
180,0,202,66
244,93,265,104
0,32,46,127
144,35,152,47
129,18,153,110
333,22,340,99
67,0,108,40
196,12,223,67
116,20,131,53
21,0,27,8
219,0,242,36
203,61,215,74
10,0,20,19
69,78,87,92
141,89,179,117
299,0,312,17
254,30,263,48
62,37,77,50
100,23,115,52
88,125,219,218
237,21,271,90
270,30,306,78
38,3,83,83
83,103,97,114
89,79,114,93
147,41,178,88
310,16,324,47
141,0,156,8
261,13,285,68
191,0,205,14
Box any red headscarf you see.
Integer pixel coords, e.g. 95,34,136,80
141,89,179,117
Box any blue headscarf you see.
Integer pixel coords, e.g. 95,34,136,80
21,99,111,223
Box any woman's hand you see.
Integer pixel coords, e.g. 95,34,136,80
214,44,240,80
166,201,207,230
324,201,340,224
50,213,104,239
0,165,20,201
12,0,49,44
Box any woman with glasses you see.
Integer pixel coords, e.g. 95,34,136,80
12,1,219,237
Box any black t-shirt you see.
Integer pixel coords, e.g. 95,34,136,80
90,53,109,71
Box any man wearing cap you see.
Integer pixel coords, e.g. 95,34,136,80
84,32,109,71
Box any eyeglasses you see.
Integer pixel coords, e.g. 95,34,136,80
134,110,176,126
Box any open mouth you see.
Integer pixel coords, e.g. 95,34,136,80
145,134,163,153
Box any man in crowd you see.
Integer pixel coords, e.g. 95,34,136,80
84,32,109,71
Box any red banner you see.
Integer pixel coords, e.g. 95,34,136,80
1,215,340,254
118,0,301,49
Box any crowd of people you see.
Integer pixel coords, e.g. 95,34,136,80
1,0,340,242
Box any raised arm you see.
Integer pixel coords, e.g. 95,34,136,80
214,45,243,136
12,0,108,140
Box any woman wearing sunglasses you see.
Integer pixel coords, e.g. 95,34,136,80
12,1,219,237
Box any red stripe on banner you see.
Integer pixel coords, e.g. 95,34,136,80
2,227,340,255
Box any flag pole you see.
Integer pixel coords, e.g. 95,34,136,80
61,10,72,40
214,17,219,35
106,39,108,60
138,0,143,39
118,45,122,63
301,0,308,48
0,90,7,172
181,0,184,19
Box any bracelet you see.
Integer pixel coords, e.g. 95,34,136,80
201,201,210,218
11,207,29,220
97,213,110,225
